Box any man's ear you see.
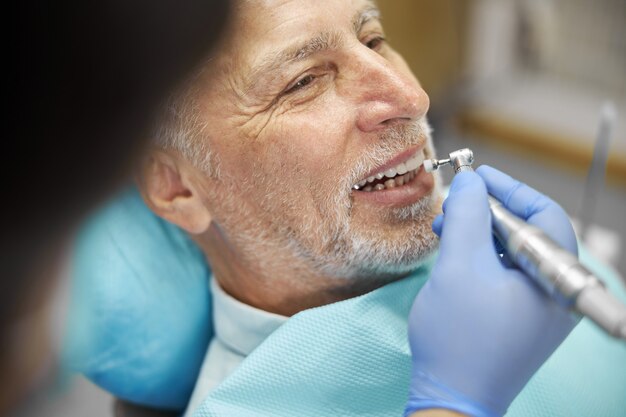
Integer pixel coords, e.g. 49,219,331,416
138,149,212,234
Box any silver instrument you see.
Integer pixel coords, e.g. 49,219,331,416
577,102,616,241
425,148,626,341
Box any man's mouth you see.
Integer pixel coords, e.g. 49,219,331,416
352,148,425,192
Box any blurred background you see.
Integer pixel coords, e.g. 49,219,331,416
17,0,625,416
379,0,626,280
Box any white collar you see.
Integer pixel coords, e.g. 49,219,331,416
211,277,288,356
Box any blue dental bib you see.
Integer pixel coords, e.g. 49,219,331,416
194,251,626,417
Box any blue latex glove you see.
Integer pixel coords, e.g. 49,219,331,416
405,166,579,417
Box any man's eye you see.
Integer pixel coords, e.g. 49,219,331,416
365,36,385,50
284,74,316,95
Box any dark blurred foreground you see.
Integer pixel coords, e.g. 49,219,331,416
2,1,229,414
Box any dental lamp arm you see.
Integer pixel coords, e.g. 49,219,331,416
405,169,578,417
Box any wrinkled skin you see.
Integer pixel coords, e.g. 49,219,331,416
143,0,443,315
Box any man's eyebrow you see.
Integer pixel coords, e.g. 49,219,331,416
244,31,343,93
353,3,381,34
244,3,382,93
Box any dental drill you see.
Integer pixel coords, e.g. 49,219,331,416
424,149,626,341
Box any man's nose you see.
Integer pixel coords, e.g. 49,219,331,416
352,53,429,133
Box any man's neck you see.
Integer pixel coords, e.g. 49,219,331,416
197,224,403,317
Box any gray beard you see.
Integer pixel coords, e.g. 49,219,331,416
213,181,441,285
313,190,441,280
207,118,442,284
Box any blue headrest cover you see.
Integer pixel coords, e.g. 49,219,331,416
64,187,212,410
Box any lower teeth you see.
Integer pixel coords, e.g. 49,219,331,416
361,169,416,192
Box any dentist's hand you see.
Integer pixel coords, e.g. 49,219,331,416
405,166,579,417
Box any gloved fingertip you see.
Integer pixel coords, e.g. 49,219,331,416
432,214,444,237
476,164,510,177
446,171,488,207
439,172,492,253
449,171,482,192
476,165,515,191
475,164,497,176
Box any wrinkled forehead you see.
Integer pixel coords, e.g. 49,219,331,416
215,0,379,75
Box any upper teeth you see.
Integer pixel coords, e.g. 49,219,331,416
353,150,425,189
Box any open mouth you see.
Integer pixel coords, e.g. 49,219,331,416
352,149,425,192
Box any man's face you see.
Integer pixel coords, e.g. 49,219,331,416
192,0,442,281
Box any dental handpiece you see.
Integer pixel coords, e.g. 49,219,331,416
424,149,626,341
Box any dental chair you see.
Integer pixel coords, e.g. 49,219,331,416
65,188,212,416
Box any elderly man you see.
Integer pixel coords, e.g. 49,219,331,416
141,0,440,313
121,1,624,416
140,0,443,408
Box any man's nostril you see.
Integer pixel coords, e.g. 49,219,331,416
382,117,411,126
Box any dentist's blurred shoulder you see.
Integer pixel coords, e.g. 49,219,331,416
1,1,230,414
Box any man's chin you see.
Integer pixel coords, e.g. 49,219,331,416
358,231,439,275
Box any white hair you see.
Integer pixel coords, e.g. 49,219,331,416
153,78,220,177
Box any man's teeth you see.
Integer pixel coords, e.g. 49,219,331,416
353,151,425,192
360,170,417,192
